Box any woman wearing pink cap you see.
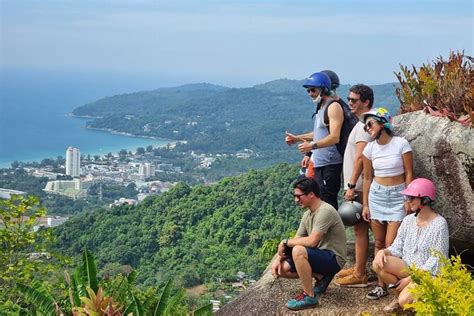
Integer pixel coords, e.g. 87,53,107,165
372,178,449,312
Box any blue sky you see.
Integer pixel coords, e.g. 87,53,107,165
1,0,472,87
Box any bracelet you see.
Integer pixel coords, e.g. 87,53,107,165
283,238,288,246
310,141,318,150
347,183,356,189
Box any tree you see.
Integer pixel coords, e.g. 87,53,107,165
136,147,145,155
11,160,19,169
146,145,154,152
119,149,128,157
0,195,65,313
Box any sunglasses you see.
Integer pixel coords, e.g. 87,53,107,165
364,120,378,132
347,97,360,103
293,193,307,199
307,88,319,94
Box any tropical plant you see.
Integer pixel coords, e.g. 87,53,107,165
395,50,474,126
405,253,474,315
0,195,66,313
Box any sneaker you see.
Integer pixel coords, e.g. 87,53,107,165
334,273,368,288
314,273,335,294
366,286,388,300
286,291,318,311
335,267,354,279
383,298,402,313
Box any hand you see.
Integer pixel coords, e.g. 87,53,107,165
374,249,387,269
285,131,300,146
277,241,286,258
300,155,310,168
362,205,371,222
298,141,313,153
396,276,411,292
404,200,412,214
271,258,282,277
344,188,355,201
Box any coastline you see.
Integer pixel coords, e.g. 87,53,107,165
0,124,179,168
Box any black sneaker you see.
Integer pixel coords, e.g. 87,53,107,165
366,286,388,300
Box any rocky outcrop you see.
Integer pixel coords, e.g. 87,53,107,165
218,112,473,315
217,243,401,315
393,111,474,253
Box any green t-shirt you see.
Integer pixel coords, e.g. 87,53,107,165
296,201,347,267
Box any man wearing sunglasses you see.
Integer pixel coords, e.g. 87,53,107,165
285,71,344,210
271,177,347,310
334,84,374,288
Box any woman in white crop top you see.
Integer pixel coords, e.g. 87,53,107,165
360,107,414,300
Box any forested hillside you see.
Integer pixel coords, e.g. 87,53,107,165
54,163,302,287
73,80,400,153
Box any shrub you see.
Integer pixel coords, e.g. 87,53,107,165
406,253,474,315
395,50,474,126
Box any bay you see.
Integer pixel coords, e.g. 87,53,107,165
0,68,177,168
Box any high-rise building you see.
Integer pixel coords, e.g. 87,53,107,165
65,146,81,177
138,162,155,179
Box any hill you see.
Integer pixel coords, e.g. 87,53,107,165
72,80,400,154
53,163,302,286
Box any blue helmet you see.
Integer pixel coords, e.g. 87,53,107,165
302,72,332,91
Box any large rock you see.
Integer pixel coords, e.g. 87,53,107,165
216,242,395,316
393,111,474,253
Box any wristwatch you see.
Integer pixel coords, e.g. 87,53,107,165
347,183,356,189
310,141,318,150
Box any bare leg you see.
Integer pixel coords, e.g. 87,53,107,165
277,260,300,279
353,220,369,277
370,220,387,287
398,282,416,308
372,255,409,285
385,221,402,247
292,245,315,297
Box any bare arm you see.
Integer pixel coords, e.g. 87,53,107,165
287,230,322,248
285,131,314,145
350,141,368,184
402,151,414,186
312,102,343,148
345,141,368,200
362,155,373,222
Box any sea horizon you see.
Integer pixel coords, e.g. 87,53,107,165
0,68,175,168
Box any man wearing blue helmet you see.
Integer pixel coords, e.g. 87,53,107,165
286,71,344,209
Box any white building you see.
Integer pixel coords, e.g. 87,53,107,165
65,146,81,177
138,163,155,179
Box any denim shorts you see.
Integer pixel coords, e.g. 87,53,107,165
368,181,406,222
284,247,342,276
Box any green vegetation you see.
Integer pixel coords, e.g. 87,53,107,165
73,80,400,154
406,253,474,315
0,195,210,315
53,163,302,288
0,195,67,314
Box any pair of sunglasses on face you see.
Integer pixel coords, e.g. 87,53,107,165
364,120,378,132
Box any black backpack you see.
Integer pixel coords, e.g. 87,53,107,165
318,98,359,156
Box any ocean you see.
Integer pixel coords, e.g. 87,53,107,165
0,68,177,168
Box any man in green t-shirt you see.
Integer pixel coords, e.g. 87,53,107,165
271,177,347,310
